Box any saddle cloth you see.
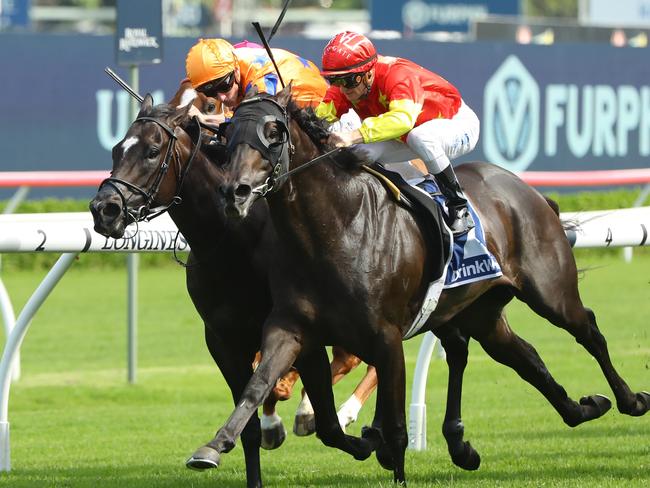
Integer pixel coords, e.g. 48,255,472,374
415,176,503,289
367,163,502,339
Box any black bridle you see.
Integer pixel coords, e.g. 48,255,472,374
227,95,294,196
98,115,202,223
228,95,342,197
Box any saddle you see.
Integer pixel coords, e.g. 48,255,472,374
363,163,451,285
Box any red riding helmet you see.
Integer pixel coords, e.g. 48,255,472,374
321,31,378,76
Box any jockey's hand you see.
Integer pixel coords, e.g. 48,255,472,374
327,130,364,148
185,104,226,126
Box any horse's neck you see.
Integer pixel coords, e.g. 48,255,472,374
167,153,226,257
270,135,367,255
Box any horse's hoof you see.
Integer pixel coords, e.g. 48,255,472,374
261,423,287,450
293,413,316,436
630,391,650,416
186,445,220,471
579,394,612,421
360,425,383,451
451,441,481,471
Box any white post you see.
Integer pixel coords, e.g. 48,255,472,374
408,331,438,451
126,64,139,384
0,252,78,471
0,185,30,383
0,281,18,382
127,253,138,384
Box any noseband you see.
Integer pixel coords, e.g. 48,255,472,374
99,115,202,222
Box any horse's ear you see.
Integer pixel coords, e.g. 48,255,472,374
138,93,154,116
170,100,192,127
275,81,293,107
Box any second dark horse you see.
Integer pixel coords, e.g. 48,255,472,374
207,87,649,485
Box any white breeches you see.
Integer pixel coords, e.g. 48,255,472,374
353,100,480,174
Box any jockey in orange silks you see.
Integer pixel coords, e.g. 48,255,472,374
183,38,327,126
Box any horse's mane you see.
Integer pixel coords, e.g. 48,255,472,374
286,99,367,169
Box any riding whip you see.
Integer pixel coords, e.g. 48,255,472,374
104,66,144,103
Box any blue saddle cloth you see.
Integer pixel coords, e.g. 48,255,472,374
416,178,503,288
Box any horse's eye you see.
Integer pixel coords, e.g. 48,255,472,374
147,148,160,159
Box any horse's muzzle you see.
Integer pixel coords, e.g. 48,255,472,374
218,182,253,219
89,191,126,238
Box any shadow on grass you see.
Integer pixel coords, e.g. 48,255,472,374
0,464,393,488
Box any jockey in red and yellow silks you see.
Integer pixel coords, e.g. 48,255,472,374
315,31,480,235
317,55,462,143
183,38,327,125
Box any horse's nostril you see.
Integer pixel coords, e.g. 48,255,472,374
235,185,252,199
102,202,121,219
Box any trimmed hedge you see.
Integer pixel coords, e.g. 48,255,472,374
2,187,649,270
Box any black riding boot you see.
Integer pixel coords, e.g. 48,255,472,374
434,165,475,235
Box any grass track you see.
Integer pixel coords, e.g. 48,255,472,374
0,252,648,487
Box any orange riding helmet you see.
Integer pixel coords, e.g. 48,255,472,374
186,38,238,89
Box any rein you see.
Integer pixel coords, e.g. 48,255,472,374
99,115,203,223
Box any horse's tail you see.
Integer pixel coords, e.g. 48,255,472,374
545,195,579,231
544,196,560,216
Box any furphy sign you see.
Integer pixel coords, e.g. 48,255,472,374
483,55,650,172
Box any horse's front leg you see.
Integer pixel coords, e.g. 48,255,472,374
187,323,303,471
295,343,374,461
189,326,263,487
364,326,408,485
436,325,480,470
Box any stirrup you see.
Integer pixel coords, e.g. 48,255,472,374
449,207,475,235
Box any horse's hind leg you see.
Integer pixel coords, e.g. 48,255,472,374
472,308,612,427
520,273,650,417
294,344,374,461
259,365,299,450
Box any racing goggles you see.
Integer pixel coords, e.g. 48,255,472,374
325,72,365,89
197,71,236,96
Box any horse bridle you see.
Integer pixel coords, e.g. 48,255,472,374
98,115,202,223
228,95,294,196
228,95,343,197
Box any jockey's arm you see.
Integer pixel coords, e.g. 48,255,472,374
358,99,421,143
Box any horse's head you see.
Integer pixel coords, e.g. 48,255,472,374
218,85,295,219
89,93,195,238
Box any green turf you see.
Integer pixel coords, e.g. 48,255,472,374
0,252,648,487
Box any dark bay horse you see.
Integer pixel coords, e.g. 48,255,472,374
210,86,649,485
88,93,376,488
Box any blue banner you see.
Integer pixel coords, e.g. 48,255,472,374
370,0,519,34
0,0,30,29
1,34,650,198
